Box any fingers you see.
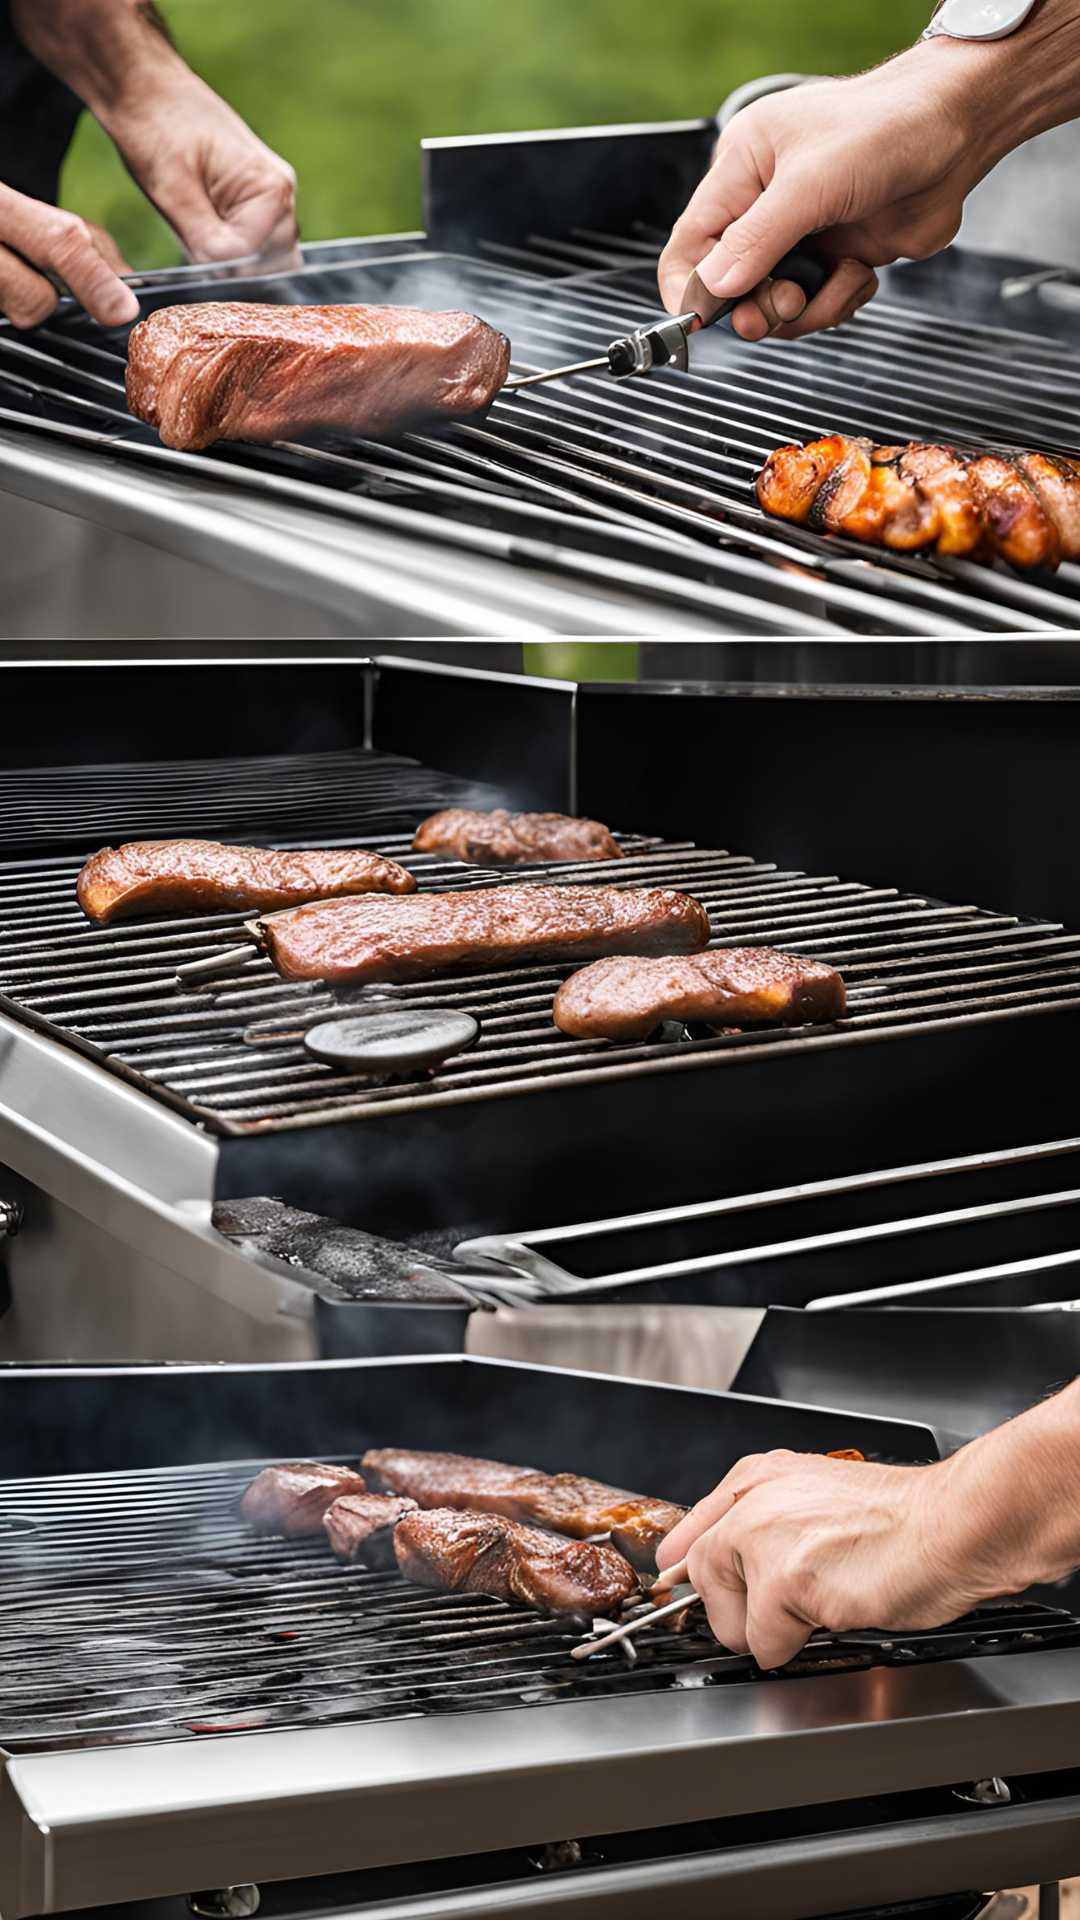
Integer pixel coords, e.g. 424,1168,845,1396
172,160,298,265
85,220,133,277
730,274,808,342
0,243,58,330
744,1592,815,1670
0,185,138,327
656,1449,797,1572
773,257,879,340
686,1535,749,1653
657,133,764,315
692,175,816,307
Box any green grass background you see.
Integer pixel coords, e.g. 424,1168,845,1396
61,0,928,266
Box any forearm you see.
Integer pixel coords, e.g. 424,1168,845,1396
907,0,1080,177
10,0,183,120
931,1376,1080,1599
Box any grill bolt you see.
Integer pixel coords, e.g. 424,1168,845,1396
189,1889,261,1918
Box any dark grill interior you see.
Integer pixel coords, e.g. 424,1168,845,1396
2,234,1080,635
2,1456,1076,1754
2,747,1080,1137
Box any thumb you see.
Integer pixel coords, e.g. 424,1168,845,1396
696,175,815,303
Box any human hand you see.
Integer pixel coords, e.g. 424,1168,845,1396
0,182,137,328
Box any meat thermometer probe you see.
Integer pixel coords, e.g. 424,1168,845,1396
504,245,828,393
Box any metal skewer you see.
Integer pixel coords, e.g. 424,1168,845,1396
572,1587,703,1660
504,356,614,392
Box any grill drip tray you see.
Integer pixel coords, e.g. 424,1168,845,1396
0,1455,1076,1754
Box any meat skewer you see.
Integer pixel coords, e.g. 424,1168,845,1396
77,840,416,925
758,435,1080,572
363,1448,685,1574
393,1507,640,1616
323,1492,419,1569
240,1462,368,1537
413,809,624,867
255,884,711,987
126,303,511,451
553,949,846,1042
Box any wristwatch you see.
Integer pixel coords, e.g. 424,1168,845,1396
923,0,1041,37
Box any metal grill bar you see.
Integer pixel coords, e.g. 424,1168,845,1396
1,747,1079,1137
1,233,1077,634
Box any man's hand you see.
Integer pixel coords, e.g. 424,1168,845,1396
0,182,138,328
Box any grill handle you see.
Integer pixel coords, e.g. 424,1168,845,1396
0,1200,21,1241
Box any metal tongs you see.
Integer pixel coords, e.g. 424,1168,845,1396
505,245,827,393
573,1582,703,1661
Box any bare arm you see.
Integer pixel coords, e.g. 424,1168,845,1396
660,0,1080,340
655,1377,1080,1670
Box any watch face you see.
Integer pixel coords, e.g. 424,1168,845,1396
936,0,1038,34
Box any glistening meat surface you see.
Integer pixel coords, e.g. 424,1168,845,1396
126,303,511,451
553,948,846,1042
256,884,710,986
363,1447,685,1573
323,1492,418,1569
757,436,1080,571
240,1462,368,1536
413,809,624,866
393,1507,640,1615
76,840,416,925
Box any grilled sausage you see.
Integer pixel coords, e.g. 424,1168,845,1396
323,1492,419,1569
553,949,846,1042
240,1462,368,1537
126,303,511,451
393,1507,640,1616
77,841,417,925
758,436,1080,571
256,884,711,987
413,809,624,866
363,1448,685,1575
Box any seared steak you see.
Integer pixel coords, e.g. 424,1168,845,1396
393,1507,639,1615
77,840,416,925
364,1447,685,1574
240,1462,367,1536
126,302,512,451
323,1492,418,1568
413,809,623,866
256,884,710,986
553,948,846,1041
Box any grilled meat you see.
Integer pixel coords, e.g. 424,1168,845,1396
211,1198,472,1304
256,884,711,987
414,809,624,866
363,1448,685,1574
553,948,846,1042
394,1507,639,1616
758,436,1080,571
240,1462,368,1536
77,840,416,926
323,1492,419,1569
126,302,511,452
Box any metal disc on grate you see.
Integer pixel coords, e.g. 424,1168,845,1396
304,1009,479,1074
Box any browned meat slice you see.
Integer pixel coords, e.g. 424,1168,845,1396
76,840,417,925
758,435,1080,571
393,1507,639,1615
256,884,710,987
552,948,846,1042
363,1448,685,1575
413,809,624,866
323,1492,418,1568
126,302,511,451
240,1462,368,1537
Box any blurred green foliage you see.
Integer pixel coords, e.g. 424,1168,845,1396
61,0,928,265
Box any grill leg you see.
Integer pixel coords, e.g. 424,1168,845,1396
1038,1885,1061,1920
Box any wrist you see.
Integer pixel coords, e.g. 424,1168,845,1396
933,1380,1080,1599
911,0,1080,168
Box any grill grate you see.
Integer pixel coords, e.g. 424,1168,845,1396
2,746,1080,1135
0,1456,1075,1754
2,234,1080,635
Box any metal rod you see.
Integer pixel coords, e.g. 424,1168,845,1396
572,1590,703,1659
504,356,610,391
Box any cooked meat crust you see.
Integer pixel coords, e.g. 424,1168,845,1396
76,840,417,925
126,302,511,451
257,884,711,986
758,436,1080,571
393,1507,640,1615
323,1492,419,1568
553,948,846,1042
413,809,624,866
364,1448,685,1574
240,1462,368,1537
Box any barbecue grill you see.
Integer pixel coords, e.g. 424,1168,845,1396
0,1352,1075,1920
5,120,1080,638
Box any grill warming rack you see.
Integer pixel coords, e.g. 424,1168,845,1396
0,1455,1075,1755
3,746,1080,1136
1,232,1080,636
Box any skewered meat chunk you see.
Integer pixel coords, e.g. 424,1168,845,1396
323,1492,418,1568
414,809,624,866
126,302,511,451
363,1448,685,1574
257,884,710,986
394,1507,640,1615
758,436,1080,571
76,840,417,925
240,1462,368,1536
553,948,846,1042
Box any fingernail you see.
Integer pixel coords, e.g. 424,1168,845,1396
773,282,807,322
700,254,746,299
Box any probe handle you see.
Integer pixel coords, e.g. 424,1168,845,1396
683,243,829,329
